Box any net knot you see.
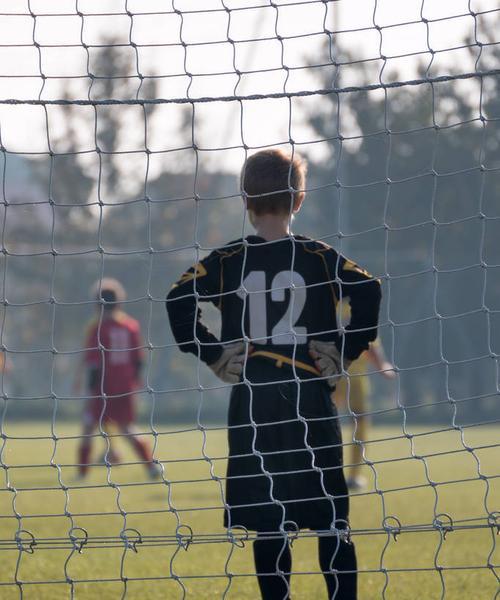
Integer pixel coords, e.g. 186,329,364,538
69,527,88,554
433,513,453,540
176,524,193,551
15,530,36,554
487,512,500,535
120,528,142,553
382,516,402,541
334,520,353,544
227,526,249,548
281,521,299,547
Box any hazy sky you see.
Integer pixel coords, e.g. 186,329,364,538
0,0,497,177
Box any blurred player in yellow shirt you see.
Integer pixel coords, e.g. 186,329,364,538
334,302,395,491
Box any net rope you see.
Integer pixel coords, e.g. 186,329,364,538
0,0,499,598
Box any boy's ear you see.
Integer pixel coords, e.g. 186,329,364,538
293,191,305,213
247,209,257,227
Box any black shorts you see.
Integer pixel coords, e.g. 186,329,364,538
224,356,350,532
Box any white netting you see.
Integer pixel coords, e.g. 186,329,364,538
0,1,499,598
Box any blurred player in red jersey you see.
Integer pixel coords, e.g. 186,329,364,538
76,278,159,479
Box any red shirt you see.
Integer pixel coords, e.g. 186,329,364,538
85,311,143,397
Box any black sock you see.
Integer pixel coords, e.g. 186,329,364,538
318,535,357,600
253,535,292,599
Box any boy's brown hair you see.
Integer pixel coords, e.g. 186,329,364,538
241,149,307,216
92,278,126,307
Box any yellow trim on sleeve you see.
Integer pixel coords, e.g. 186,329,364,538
178,262,208,286
171,262,209,290
342,259,372,278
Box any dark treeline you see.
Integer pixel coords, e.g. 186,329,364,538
1,32,499,427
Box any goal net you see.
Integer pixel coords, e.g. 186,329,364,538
0,1,499,598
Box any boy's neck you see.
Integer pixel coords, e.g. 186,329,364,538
251,212,292,242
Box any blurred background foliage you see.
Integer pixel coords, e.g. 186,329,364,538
1,25,499,427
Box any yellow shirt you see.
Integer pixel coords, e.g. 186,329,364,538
335,301,378,408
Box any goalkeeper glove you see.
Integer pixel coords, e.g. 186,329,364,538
309,340,351,387
208,342,247,384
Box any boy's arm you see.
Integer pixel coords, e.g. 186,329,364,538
166,253,224,366
84,323,101,391
309,251,381,385
130,325,144,383
366,340,396,379
336,256,382,362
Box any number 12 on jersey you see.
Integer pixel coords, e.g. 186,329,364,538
237,270,307,345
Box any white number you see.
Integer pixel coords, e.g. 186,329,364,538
238,270,307,345
270,270,307,344
237,271,267,342
108,328,131,365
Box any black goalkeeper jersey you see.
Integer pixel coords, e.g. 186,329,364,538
167,235,381,372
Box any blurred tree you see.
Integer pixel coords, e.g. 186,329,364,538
90,39,158,201
303,26,500,423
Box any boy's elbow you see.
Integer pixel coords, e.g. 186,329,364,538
166,283,184,317
364,278,381,335
165,286,182,334
364,276,382,306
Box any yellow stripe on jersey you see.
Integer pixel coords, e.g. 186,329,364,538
302,245,338,307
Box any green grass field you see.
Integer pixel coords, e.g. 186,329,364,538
0,422,498,599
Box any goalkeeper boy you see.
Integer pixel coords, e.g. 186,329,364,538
167,149,381,599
